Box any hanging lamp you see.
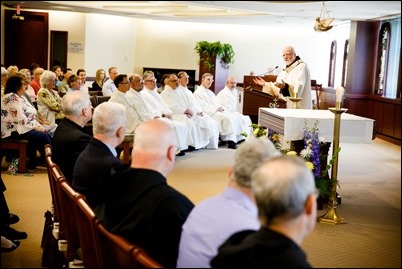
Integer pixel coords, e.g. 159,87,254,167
314,2,334,32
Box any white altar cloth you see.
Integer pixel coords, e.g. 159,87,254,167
258,108,374,143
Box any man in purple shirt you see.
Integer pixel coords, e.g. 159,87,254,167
177,136,281,268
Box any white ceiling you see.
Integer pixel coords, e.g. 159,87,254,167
2,1,401,28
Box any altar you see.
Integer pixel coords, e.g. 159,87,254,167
258,108,375,143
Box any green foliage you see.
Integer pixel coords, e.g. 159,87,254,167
194,41,235,71
315,147,341,198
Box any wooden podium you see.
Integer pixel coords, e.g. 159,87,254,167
242,75,286,122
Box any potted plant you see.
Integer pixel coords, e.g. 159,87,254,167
194,41,235,71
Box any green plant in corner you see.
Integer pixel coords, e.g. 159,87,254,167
194,41,235,71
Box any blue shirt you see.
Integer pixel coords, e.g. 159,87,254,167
177,186,260,268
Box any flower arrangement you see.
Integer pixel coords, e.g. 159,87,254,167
266,120,341,199
243,121,341,201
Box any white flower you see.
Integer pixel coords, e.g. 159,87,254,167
300,148,311,159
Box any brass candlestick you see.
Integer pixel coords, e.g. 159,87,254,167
317,107,347,224
288,97,302,109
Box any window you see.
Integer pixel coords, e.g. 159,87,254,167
375,23,390,96
341,40,349,87
328,41,337,87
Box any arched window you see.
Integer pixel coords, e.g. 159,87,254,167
341,40,349,87
328,41,337,87
375,23,390,96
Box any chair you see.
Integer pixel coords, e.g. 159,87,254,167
116,134,134,164
311,79,323,109
89,90,102,97
1,139,28,173
73,196,103,268
89,95,98,108
96,95,110,105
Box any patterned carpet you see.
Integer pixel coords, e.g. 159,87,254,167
1,138,400,268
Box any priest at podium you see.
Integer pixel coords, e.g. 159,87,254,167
253,45,312,109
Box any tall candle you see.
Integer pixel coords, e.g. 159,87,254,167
335,86,345,109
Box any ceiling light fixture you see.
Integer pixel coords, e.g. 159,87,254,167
314,1,334,32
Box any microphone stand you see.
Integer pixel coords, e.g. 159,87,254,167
246,66,279,91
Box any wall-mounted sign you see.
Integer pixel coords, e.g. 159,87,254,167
68,42,83,53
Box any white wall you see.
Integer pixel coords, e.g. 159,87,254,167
1,7,350,87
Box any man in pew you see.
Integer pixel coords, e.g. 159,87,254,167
52,91,92,183
73,102,126,208
95,119,194,268
211,155,317,268
177,136,280,268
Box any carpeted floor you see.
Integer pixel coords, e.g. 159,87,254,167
1,138,400,268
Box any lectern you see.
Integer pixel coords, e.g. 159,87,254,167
242,75,286,122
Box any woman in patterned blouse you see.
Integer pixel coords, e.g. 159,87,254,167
1,73,52,170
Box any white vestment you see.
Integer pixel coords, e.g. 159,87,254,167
140,86,190,151
161,85,219,149
194,85,249,143
275,59,312,109
109,90,141,134
216,86,252,138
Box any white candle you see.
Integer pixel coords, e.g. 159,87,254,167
294,80,300,94
336,86,345,102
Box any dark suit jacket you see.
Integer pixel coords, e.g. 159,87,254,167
95,167,194,268
52,117,91,183
72,138,123,208
211,227,312,268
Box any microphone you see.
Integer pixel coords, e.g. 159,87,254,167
246,66,279,91
256,66,279,77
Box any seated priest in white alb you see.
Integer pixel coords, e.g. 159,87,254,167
194,73,249,149
216,77,252,139
126,73,189,155
161,72,219,150
108,74,141,134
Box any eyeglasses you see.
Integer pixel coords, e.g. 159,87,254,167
144,79,156,82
